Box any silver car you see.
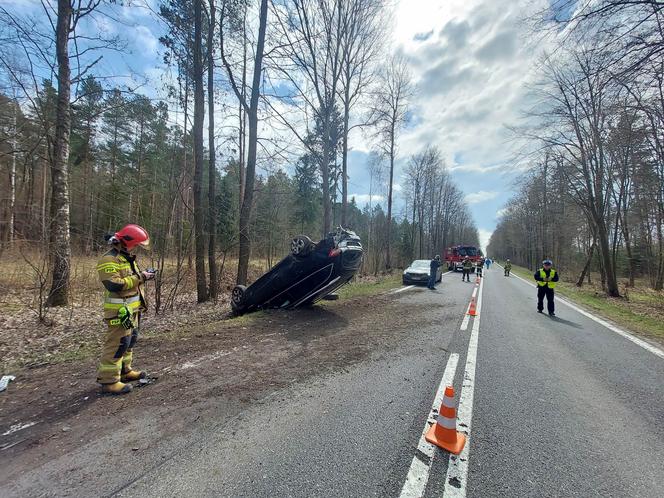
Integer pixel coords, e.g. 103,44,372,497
403,259,441,286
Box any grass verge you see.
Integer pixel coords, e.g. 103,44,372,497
329,273,403,301
505,264,664,345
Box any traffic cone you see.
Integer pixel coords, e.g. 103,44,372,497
468,298,477,316
425,386,466,455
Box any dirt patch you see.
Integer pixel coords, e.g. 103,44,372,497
0,289,437,494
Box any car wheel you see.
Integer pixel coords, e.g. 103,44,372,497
230,285,246,312
290,235,313,257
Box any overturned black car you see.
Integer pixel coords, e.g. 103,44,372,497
230,227,363,315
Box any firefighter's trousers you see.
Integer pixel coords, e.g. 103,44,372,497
97,312,140,384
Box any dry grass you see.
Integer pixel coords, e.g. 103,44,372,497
0,250,397,372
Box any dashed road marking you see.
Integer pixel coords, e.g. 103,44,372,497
399,353,459,498
443,274,485,497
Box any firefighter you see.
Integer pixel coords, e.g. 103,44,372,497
534,259,559,316
96,224,155,395
476,257,484,278
462,256,472,282
428,255,441,290
504,259,512,276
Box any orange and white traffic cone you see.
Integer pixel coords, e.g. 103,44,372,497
468,298,477,316
425,386,466,455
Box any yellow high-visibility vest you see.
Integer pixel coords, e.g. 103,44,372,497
537,268,557,288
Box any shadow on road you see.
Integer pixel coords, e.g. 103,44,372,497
549,315,583,329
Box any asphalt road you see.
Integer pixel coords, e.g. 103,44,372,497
467,268,664,498
115,272,472,497
4,268,664,497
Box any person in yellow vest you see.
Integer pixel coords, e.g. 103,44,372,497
504,259,512,276
534,259,559,316
97,224,155,394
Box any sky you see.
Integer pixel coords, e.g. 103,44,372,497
5,0,557,253
373,0,551,252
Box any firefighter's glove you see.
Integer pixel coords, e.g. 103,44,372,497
141,269,156,281
117,305,134,330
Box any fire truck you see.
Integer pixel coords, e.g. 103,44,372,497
444,245,484,272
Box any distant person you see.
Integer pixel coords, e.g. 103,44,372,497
428,255,441,290
504,259,511,276
534,259,559,316
462,256,472,282
485,258,491,269
476,257,484,278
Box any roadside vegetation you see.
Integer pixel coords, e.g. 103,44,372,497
504,263,664,346
0,250,402,372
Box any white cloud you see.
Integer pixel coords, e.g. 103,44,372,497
134,25,158,54
393,0,551,173
350,194,385,206
465,190,500,204
495,207,508,219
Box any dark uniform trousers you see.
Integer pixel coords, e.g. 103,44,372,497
537,286,555,314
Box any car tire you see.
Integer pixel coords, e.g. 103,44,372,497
230,285,246,313
290,235,313,257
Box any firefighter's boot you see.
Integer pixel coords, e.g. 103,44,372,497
101,381,133,395
121,369,146,382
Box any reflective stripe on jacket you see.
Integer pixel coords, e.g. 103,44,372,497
97,248,147,319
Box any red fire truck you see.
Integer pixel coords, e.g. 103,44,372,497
444,245,484,272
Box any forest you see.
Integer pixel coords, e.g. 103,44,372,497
0,0,479,311
488,0,664,296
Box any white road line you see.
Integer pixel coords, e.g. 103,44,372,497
392,285,416,294
400,353,459,498
471,287,477,299
443,275,485,497
501,266,664,360
460,312,470,331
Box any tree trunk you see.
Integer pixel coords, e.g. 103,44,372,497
46,0,72,307
207,0,218,300
193,0,208,302
385,121,395,270
9,98,17,244
341,82,350,226
321,115,332,237
595,216,620,297
576,240,595,287
237,0,268,286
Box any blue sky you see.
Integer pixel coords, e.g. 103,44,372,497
6,0,557,252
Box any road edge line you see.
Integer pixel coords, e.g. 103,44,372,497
399,353,459,498
501,266,664,360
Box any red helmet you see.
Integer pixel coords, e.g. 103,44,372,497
114,224,150,251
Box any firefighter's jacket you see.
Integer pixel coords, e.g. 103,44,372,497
534,268,559,289
97,248,147,320
462,259,473,270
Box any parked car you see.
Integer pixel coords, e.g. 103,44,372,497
230,227,363,315
403,259,442,285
